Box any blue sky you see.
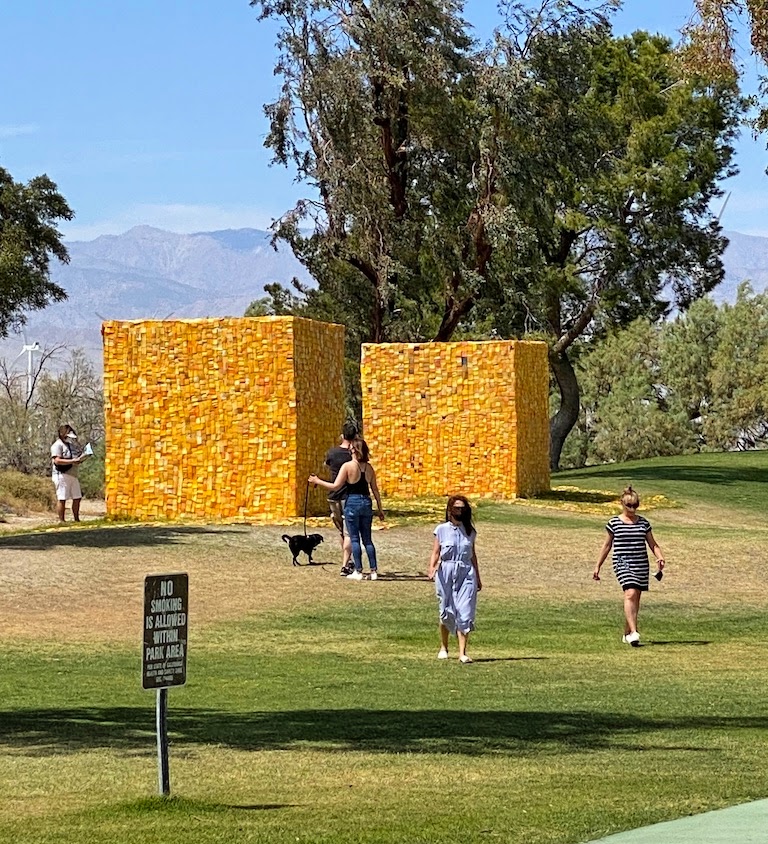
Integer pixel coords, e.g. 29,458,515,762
1,0,766,240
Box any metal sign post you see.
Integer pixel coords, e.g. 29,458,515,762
143,573,189,797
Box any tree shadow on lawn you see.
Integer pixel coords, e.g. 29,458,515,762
0,525,245,551
1,707,765,757
559,463,768,488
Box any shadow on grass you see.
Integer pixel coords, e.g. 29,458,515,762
559,463,768,488
295,567,431,581
471,656,548,663
99,797,298,815
644,640,711,647
2,707,765,757
374,571,431,582
0,525,244,550
523,489,617,505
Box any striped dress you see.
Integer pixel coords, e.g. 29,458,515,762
606,515,651,591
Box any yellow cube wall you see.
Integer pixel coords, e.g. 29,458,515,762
361,341,550,499
102,317,344,522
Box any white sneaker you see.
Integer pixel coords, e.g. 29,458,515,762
346,570,364,581
369,571,378,581
621,634,629,644
626,631,640,647
437,648,449,660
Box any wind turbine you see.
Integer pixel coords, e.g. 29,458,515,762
16,332,41,401
717,191,732,223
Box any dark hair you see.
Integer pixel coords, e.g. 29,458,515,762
342,421,358,442
446,495,475,536
57,424,73,441
351,437,370,463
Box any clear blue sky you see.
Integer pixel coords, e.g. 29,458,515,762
1,0,766,240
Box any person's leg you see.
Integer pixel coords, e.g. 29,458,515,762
437,623,450,658
359,506,377,571
339,500,352,566
623,588,641,633
57,500,66,521
331,501,352,572
457,631,471,662
344,500,363,572
72,498,81,521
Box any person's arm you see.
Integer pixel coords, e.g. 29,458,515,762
52,445,81,468
471,541,482,591
368,465,384,520
646,530,665,570
593,530,613,580
309,461,349,491
428,536,441,579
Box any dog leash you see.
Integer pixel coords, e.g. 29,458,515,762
302,478,310,537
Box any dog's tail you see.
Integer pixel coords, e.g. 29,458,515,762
281,534,291,543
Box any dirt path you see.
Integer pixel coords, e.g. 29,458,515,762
0,498,106,532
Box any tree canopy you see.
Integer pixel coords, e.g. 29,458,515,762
252,0,743,468
681,1,768,128
0,167,73,336
559,289,768,467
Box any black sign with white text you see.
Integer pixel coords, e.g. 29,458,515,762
142,573,188,689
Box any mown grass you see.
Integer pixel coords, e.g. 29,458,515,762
0,452,767,843
1,599,767,844
555,449,768,514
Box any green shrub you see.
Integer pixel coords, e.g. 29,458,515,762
77,441,105,499
0,470,56,513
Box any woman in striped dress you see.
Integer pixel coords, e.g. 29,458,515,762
593,486,665,647
428,495,482,663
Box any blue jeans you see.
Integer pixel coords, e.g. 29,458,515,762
344,494,377,572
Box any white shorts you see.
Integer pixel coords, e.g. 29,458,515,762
53,473,82,501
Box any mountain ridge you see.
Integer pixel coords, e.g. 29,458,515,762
1,225,765,365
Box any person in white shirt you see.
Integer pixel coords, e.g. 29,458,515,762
50,425,89,522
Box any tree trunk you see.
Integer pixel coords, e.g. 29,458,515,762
548,348,580,471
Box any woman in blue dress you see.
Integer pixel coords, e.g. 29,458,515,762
428,495,482,663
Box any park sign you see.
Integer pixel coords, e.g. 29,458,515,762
143,573,188,690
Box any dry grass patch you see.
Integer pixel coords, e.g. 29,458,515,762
2,504,768,646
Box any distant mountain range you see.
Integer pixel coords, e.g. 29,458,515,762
1,225,313,363
2,225,766,366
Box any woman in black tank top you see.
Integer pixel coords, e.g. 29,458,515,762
310,438,385,579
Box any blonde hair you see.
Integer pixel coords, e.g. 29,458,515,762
620,485,640,508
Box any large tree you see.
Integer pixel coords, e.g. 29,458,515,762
252,0,475,345
473,23,742,467
0,167,73,336
253,0,742,468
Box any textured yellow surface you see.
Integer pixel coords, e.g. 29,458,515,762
361,341,550,499
102,317,344,522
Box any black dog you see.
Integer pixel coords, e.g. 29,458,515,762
281,533,324,566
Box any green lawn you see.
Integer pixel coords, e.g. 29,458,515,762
0,452,767,843
555,449,768,513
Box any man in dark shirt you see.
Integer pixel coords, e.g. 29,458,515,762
325,422,357,576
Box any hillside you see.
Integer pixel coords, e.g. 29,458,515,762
1,224,765,367
0,226,312,363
